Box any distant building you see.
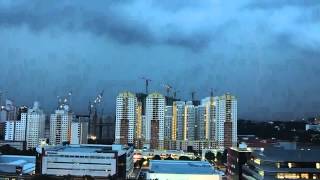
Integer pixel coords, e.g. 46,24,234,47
4,101,46,149
185,101,196,141
147,160,223,180
26,102,46,149
216,94,237,149
70,115,89,144
135,101,144,148
49,105,73,145
41,144,134,179
242,148,320,179
164,106,173,149
145,93,165,150
70,115,89,145
115,92,137,145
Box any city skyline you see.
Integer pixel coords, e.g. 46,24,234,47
1,1,320,121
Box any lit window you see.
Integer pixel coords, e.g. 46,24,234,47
254,158,261,165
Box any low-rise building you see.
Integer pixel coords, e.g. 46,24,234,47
242,148,320,180
0,155,35,175
41,144,134,179
227,143,252,180
0,140,25,150
306,124,320,132
147,160,223,180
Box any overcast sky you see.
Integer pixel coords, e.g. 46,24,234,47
0,0,319,120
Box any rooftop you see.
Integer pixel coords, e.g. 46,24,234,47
118,91,135,98
147,92,164,99
149,160,220,175
44,144,129,155
253,148,320,162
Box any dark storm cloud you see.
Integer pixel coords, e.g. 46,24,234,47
0,0,320,120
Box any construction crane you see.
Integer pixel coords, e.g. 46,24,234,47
210,88,217,97
0,90,7,107
56,90,73,110
140,77,152,94
191,91,196,101
163,84,172,97
173,90,180,99
88,90,104,141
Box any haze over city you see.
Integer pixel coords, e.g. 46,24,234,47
0,0,320,120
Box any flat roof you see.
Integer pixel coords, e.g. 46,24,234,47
45,144,129,156
254,148,320,162
149,160,218,175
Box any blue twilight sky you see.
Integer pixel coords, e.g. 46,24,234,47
0,0,319,120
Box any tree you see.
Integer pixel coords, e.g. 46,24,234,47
216,152,223,163
152,155,161,160
222,149,228,164
205,151,215,162
179,156,191,160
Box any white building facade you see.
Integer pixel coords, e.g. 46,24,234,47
115,92,137,145
26,102,46,149
49,105,73,145
145,93,165,150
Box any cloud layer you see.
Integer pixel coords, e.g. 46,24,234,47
0,0,320,120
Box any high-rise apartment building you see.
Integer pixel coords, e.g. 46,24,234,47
26,102,46,149
172,101,185,141
49,105,73,145
115,92,137,145
164,106,173,149
184,101,196,141
145,93,165,150
216,93,237,148
135,101,143,148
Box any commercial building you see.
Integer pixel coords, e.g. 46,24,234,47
145,93,165,150
227,143,252,180
41,144,134,179
242,148,320,180
115,91,137,145
147,160,223,180
49,105,73,145
0,155,35,175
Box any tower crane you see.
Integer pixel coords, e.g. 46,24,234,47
140,77,152,94
163,84,173,97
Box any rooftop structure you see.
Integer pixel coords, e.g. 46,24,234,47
242,147,320,180
0,155,35,175
148,160,223,180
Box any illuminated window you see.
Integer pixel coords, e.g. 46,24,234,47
276,162,280,168
277,173,300,179
254,158,261,165
259,170,264,177
301,173,309,179
316,163,320,169
288,162,293,168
